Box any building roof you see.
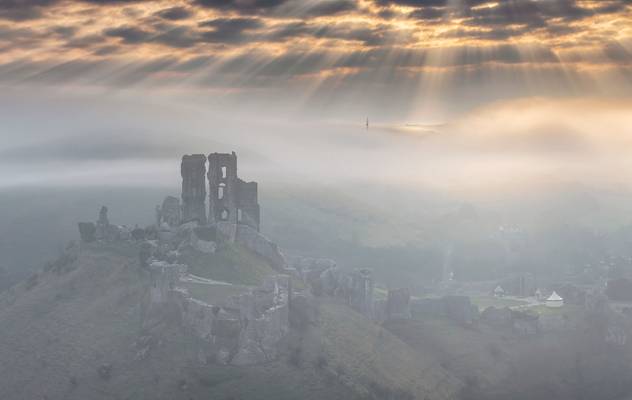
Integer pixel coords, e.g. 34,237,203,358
547,291,563,301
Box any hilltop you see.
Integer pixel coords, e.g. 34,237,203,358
0,240,461,400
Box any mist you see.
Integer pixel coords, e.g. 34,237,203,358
2,1,632,397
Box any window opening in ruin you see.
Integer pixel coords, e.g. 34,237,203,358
221,166,227,179
237,208,242,222
218,183,225,200
220,208,229,220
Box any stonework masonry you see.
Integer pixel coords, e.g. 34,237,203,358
207,152,260,231
181,154,207,224
148,258,290,365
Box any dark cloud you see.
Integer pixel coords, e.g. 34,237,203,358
199,17,264,43
267,21,394,46
102,18,266,48
305,0,357,16
463,0,589,29
0,25,41,41
93,45,121,55
199,17,263,31
377,0,488,8
408,6,444,20
104,26,152,44
603,41,632,63
49,26,77,38
0,0,55,20
154,6,194,20
194,0,288,13
65,34,104,49
0,0,148,20
389,0,632,41
77,0,150,3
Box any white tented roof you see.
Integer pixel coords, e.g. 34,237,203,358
494,285,505,293
547,291,563,301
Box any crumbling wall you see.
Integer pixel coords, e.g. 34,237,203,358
148,257,290,365
158,196,181,227
78,206,130,243
235,224,286,270
349,269,374,317
290,256,375,318
78,222,96,242
149,260,187,304
207,152,238,225
236,179,260,231
207,152,261,231
181,154,207,224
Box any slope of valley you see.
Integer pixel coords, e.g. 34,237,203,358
0,241,462,400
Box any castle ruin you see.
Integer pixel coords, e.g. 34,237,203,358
181,154,208,224
181,152,260,231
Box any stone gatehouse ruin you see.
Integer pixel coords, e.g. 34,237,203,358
180,152,260,231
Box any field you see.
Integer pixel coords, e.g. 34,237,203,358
469,295,529,310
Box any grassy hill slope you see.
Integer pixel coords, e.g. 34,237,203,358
0,242,463,400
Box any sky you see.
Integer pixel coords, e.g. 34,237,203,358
0,0,631,191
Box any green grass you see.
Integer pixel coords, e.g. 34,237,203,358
526,304,583,317
374,287,388,301
470,296,528,310
307,301,459,399
179,242,276,286
183,282,250,304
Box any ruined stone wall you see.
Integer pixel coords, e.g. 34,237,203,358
237,179,260,231
181,154,207,224
290,256,376,318
235,224,286,270
148,258,290,365
207,152,238,225
158,196,181,227
206,152,261,231
349,269,374,317
149,261,188,304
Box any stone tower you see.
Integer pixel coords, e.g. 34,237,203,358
207,152,260,231
181,154,207,224
207,152,238,225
